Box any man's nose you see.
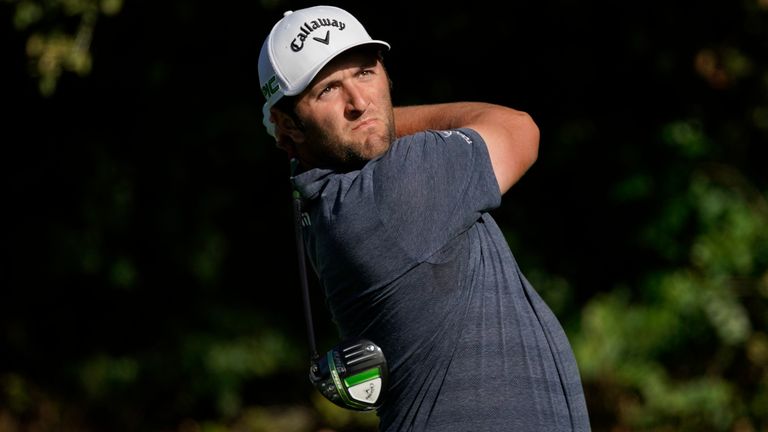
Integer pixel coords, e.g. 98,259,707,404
344,83,368,116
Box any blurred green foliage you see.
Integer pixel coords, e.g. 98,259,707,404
575,169,768,429
4,0,123,95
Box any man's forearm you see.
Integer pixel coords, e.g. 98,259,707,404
393,102,539,194
393,102,512,138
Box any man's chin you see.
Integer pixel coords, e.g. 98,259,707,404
364,133,392,156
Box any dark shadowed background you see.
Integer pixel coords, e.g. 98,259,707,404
2,0,767,431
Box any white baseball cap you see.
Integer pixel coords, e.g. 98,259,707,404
258,5,390,137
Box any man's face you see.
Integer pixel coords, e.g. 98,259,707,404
291,47,395,171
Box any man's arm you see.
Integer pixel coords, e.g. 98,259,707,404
393,102,539,194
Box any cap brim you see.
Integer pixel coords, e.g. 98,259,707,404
282,40,391,97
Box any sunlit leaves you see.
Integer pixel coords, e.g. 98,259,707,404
576,161,768,428
690,172,768,277
25,30,90,95
11,0,42,29
747,332,768,367
1,373,33,414
5,0,124,95
310,391,379,431
662,120,710,158
224,405,316,432
576,289,686,380
182,329,304,419
630,375,739,431
695,47,754,90
204,333,297,379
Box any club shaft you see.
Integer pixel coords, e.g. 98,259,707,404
293,191,318,358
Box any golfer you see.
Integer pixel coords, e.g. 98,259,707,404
259,5,591,431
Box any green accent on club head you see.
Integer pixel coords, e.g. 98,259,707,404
327,351,372,410
344,367,380,387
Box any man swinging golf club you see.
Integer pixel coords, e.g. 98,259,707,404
259,5,591,431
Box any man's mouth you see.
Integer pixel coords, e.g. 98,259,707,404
353,118,377,131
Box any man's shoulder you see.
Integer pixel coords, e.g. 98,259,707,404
393,127,481,148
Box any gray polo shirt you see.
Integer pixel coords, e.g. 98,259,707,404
293,128,590,431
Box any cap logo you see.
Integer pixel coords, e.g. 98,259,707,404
313,31,330,45
261,75,280,99
290,18,346,52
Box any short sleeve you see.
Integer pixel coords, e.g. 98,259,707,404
370,128,501,261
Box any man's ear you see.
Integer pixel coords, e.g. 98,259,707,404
270,108,301,159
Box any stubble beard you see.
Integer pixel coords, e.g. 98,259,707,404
303,115,396,172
